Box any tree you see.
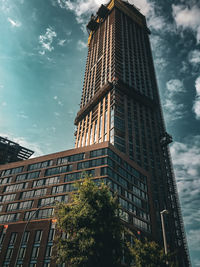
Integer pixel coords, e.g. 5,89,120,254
129,237,176,267
54,177,130,267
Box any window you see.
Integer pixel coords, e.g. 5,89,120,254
7,202,18,211
22,231,30,245
19,200,33,210
33,179,45,187
28,160,53,171
31,247,39,260
77,158,107,170
45,176,60,185
0,232,5,251
48,229,55,243
20,190,34,199
18,247,26,260
52,184,75,194
0,213,20,223
24,209,54,220
16,174,26,182
0,177,12,185
38,195,68,207
4,182,28,192
65,170,95,182
34,188,47,197
45,245,52,259
1,166,23,177
57,153,85,164
34,230,43,243
27,171,40,180
4,247,13,259
90,148,107,158
20,189,47,200
2,194,16,202
45,165,72,176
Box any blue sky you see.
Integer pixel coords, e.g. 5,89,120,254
0,0,200,265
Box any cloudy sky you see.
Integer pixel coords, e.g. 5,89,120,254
0,0,199,265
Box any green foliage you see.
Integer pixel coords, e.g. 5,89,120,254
54,177,129,267
129,238,175,267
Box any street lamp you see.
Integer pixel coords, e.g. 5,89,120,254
160,209,169,256
14,203,56,267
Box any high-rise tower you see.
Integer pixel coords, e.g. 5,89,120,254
75,0,190,266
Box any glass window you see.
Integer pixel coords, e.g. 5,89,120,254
7,202,18,212
31,247,39,259
34,230,42,243
33,179,45,187
45,165,72,176
48,229,55,242
45,176,60,185
34,188,47,197
28,160,53,171
1,167,23,177
9,232,17,245
27,171,40,180
2,194,16,202
0,213,20,223
22,231,30,245
0,177,12,185
4,247,13,259
19,200,33,210
20,190,34,199
57,153,85,165
45,245,52,259
18,247,26,260
16,174,26,182
4,183,27,192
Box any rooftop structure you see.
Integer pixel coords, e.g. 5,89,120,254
0,136,34,165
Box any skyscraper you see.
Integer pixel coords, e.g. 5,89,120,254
0,1,190,266
75,0,190,265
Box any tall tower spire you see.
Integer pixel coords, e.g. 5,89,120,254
75,0,190,266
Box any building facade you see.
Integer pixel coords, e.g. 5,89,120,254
0,0,190,266
0,142,151,266
0,137,34,165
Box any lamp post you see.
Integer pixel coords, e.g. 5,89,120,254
160,209,169,256
14,203,56,267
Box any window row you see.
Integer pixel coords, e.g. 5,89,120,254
57,153,85,165
38,195,68,207
45,165,72,177
4,182,28,193
7,200,33,211
28,160,53,171
65,169,95,182
24,208,54,221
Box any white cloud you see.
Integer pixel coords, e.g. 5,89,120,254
170,136,200,254
188,49,200,65
53,95,63,106
166,79,185,94
53,0,109,24
39,27,57,55
77,39,87,50
193,76,200,119
172,4,200,43
163,79,186,121
18,112,28,119
58,39,66,46
53,0,169,33
8,17,21,27
1,102,7,107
